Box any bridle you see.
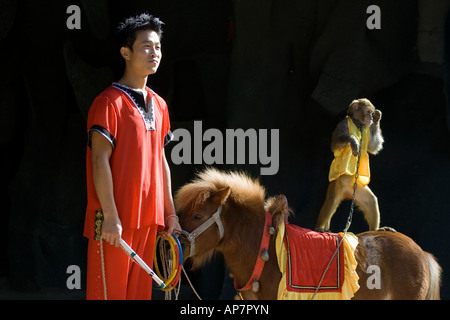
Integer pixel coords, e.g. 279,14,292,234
179,206,224,257
179,205,275,297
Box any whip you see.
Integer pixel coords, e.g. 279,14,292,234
94,210,167,297
119,238,166,289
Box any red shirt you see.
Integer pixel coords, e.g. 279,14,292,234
83,83,172,239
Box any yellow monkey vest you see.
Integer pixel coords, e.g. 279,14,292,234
328,116,370,186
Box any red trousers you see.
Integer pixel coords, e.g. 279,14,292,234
86,225,158,300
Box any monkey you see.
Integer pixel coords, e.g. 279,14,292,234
315,98,384,232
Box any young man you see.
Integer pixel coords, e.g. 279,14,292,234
83,13,180,300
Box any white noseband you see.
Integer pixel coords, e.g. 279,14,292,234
181,206,224,257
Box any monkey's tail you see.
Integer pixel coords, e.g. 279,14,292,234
424,252,442,300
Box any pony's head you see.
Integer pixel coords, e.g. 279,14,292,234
175,168,266,269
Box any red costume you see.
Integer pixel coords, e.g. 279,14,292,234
84,82,172,299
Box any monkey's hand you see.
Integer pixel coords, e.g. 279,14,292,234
349,135,360,156
372,109,382,125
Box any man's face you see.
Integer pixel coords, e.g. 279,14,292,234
124,29,162,77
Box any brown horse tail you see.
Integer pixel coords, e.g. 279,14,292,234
424,252,442,300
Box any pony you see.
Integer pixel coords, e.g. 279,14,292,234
175,168,442,300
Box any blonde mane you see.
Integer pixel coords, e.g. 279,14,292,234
175,168,266,213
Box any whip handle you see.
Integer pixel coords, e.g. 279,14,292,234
119,238,166,289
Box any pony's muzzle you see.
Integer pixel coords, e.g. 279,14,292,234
177,229,196,258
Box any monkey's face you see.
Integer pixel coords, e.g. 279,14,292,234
361,106,375,126
347,99,378,126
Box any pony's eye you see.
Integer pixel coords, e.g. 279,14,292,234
194,214,203,221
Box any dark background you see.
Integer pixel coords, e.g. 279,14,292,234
1,0,449,300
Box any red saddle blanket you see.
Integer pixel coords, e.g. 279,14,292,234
284,223,344,293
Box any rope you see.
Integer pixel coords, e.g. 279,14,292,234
155,232,203,300
99,238,107,300
182,267,202,300
311,124,363,300
94,210,108,300
153,233,183,296
159,235,174,300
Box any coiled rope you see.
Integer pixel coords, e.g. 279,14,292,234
154,233,183,299
155,232,203,300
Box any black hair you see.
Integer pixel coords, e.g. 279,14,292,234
116,13,164,50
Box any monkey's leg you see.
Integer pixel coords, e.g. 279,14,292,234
316,180,345,231
354,185,380,231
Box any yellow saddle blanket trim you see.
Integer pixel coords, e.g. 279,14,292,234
275,222,360,300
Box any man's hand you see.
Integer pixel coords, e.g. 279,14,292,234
101,212,122,247
165,215,181,236
161,214,181,240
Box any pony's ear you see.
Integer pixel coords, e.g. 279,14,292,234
211,186,231,205
266,194,288,215
269,194,293,231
